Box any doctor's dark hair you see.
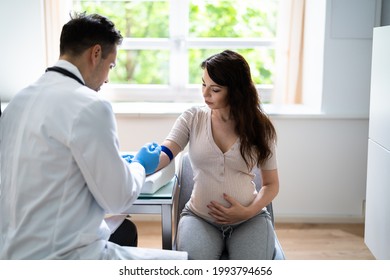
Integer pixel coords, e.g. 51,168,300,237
60,12,123,59
201,50,277,169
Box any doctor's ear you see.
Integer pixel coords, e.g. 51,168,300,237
89,44,102,65
88,44,102,62
92,44,101,58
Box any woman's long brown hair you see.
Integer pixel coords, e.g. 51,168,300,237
201,50,277,169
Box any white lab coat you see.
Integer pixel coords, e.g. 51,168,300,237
0,60,187,260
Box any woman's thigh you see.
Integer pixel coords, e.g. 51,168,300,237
176,214,224,260
227,214,275,260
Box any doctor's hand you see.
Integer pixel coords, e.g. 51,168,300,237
122,154,135,163
134,142,161,174
207,193,252,225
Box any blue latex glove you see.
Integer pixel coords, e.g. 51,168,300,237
122,154,134,163
133,142,161,174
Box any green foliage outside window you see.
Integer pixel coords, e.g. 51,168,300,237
72,0,277,86
189,0,277,38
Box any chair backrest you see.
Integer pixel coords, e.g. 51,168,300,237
175,152,275,226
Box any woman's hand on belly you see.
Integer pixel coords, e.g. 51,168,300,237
207,193,252,224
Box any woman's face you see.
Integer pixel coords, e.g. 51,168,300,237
201,68,229,110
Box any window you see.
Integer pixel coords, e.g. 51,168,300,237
71,0,279,103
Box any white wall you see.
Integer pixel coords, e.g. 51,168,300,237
1,0,387,222
0,0,46,101
381,0,390,25
321,0,382,116
272,116,369,222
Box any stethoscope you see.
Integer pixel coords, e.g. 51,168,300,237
45,66,85,86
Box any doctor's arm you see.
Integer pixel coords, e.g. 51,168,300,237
71,100,146,214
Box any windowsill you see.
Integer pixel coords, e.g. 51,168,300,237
1,102,369,120
110,102,198,117
110,102,368,119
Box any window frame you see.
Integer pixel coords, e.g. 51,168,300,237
71,0,277,103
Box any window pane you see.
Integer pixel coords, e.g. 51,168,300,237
70,0,277,101
188,49,275,85
72,0,169,38
189,0,278,38
110,49,169,84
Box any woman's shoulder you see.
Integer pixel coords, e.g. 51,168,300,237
184,104,208,112
181,104,209,119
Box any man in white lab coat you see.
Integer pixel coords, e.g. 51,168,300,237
0,12,187,260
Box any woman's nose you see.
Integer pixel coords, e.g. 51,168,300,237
202,88,210,97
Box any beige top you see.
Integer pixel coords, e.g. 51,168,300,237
167,106,277,222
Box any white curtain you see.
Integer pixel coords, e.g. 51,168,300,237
273,0,306,104
43,0,73,67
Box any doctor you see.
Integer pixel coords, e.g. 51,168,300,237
0,12,187,260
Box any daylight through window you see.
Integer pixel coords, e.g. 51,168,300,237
72,0,279,103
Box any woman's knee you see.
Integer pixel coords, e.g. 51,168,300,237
176,215,224,259
227,216,275,260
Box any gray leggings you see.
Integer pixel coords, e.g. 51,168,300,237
176,205,275,260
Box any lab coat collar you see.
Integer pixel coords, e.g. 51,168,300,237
54,60,86,85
